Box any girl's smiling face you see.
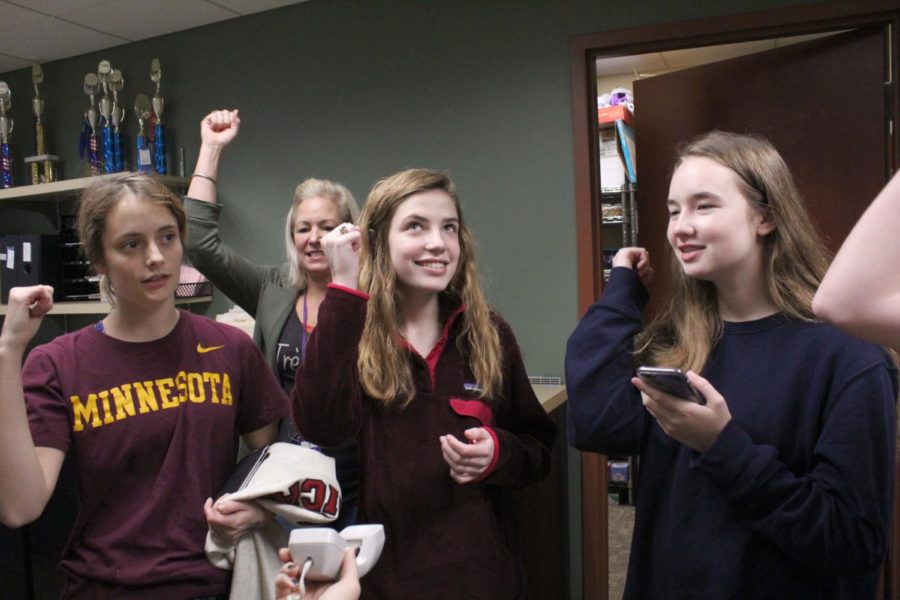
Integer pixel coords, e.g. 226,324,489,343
667,156,774,288
388,190,460,302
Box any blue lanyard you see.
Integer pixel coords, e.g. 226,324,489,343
301,292,309,353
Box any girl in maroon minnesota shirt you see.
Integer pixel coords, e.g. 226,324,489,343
292,168,556,598
0,173,286,599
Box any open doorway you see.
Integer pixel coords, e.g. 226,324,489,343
570,3,900,599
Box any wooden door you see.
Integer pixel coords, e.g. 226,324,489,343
634,26,888,313
570,4,900,598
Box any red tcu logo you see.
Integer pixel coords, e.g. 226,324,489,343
267,478,340,518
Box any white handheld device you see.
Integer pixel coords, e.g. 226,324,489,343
289,524,385,581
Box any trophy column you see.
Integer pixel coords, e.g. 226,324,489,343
110,68,125,172
82,74,101,176
150,58,167,175
0,82,14,189
97,61,115,174
134,94,153,173
27,64,58,185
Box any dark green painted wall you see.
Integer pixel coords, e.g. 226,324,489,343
0,0,821,376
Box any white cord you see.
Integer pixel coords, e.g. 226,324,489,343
285,558,314,600
299,558,313,598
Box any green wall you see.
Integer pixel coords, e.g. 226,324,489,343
0,0,823,377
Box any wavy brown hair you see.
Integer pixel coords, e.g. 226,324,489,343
636,131,830,372
357,169,502,407
77,173,186,308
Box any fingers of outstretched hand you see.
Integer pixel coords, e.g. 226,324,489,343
612,247,650,270
324,223,361,247
2,286,53,348
204,109,239,130
10,285,53,314
321,223,361,287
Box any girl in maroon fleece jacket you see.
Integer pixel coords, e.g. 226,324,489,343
291,168,556,599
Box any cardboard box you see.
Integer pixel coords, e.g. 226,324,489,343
598,105,634,127
599,128,625,192
598,121,637,191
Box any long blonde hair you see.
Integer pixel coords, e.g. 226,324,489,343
77,173,186,308
636,131,830,372
284,178,359,288
356,169,502,408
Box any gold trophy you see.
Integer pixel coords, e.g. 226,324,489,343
27,64,58,184
82,73,101,176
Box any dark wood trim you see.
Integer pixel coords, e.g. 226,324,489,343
570,2,900,599
570,35,600,313
580,453,608,600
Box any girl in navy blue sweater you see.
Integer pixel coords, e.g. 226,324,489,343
566,131,897,599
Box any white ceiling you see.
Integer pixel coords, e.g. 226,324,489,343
0,0,310,75
0,5,844,80
596,31,839,78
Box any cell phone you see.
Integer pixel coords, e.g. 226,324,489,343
636,366,706,405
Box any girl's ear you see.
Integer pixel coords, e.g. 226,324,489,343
93,258,107,275
757,211,776,236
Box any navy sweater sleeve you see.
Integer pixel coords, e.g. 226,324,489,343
565,267,649,455
695,355,897,573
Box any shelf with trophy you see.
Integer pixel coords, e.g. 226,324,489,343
0,173,190,203
0,59,207,316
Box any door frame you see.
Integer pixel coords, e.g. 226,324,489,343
570,2,900,598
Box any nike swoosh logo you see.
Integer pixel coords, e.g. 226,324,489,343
196,344,225,354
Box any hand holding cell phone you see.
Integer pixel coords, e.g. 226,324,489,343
636,366,706,405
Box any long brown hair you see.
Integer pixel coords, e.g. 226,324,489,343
77,173,186,308
636,131,830,372
356,169,502,407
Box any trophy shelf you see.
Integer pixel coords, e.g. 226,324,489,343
0,174,190,203
0,295,210,316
